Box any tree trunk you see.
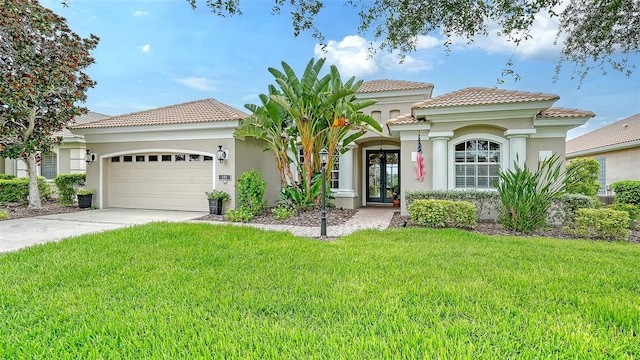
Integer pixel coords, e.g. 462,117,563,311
25,153,42,209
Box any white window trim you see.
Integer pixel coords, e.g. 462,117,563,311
447,133,509,190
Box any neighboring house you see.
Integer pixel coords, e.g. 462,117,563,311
566,113,640,195
69,82,594,214
0,111,110,180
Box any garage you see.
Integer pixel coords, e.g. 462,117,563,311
107,152,214,211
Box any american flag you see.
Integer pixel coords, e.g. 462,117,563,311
415,133,425,182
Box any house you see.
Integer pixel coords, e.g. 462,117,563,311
68,99,280,212
0,111,110,180
566,113,640,195
69,82,594,214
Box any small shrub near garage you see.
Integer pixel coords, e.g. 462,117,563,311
237,169,267,217
408,199,477,229
611,180,640,205
0,174,16,180
53,173,86,206
567,208,631,241
0,176,51,204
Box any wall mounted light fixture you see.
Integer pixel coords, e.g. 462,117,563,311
216,145,228,163
84,149,96,164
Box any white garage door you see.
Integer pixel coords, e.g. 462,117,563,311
108,153,213,211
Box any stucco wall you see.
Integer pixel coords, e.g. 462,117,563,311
570,147,640,188
527,137,566,169
233,137,280,207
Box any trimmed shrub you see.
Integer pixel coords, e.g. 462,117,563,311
611,180,640,205
53,173,86,206
272,206,295,220
548,193,599,225
567,208,630,241
408,199,476,229
0,210,8,220
607,203,640,230
225,208,255,223
565,158,600,196
0,177,50,204
405,190,499,220
0,174,16,180
236,169,267,217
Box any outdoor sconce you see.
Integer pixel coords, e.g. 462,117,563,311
84,149,96,164
216,145,228,163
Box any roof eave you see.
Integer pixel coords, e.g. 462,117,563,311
566,139,640,158
413,101,558,122
70,120,240,136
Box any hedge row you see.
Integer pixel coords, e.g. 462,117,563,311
0,177,51,204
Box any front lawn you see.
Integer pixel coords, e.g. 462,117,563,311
1,223,638,358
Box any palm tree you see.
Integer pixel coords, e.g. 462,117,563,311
241,58,382,207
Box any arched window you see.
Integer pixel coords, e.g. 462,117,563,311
454,140,500,189
41,152,57,180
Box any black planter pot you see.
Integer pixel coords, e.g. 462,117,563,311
77,194,93,209
208,198,223,215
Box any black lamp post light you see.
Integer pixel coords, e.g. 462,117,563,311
319,148,329,237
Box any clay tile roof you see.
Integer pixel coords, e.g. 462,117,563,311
413,87,559,108
55,111,111,139
537,107,595,118
358,79,434,93
386,113,420,125
69,98,248,129
566,113,640,154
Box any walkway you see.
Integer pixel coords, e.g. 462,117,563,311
233,207,397,238
0,207,397,253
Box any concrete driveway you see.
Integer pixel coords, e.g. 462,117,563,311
0,209,208,254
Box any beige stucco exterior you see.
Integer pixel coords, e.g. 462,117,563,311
55,87,591,214
567,147,640,193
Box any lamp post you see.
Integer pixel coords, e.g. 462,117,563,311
319,148,329,237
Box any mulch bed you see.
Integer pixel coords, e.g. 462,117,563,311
389,212,640,244
196,207,358,227
0,199,91,220
3,202,638,244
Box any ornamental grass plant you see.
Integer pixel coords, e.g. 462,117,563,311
1,223,638,358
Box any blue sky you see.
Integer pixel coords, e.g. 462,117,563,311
43,0,639,139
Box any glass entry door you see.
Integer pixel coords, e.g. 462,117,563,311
366,150,400,203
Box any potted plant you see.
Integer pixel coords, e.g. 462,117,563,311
76,187,95,209
391,184,400,208
205,190,230,215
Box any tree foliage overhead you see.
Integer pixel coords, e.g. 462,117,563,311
187,0,639,80
0,0,99,208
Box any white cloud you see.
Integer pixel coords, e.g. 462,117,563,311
451,4,566,60
315,35,434,77
132,10,149,17
140,44,150,53
174,77,217,92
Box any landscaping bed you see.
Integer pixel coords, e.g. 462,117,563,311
0,200,90,220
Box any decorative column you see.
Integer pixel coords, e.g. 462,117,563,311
504,129,536,169
429,132,453,190
338,144,355,193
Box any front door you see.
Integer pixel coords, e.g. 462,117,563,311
366,150,400,203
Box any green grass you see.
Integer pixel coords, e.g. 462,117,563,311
1,223,639,358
